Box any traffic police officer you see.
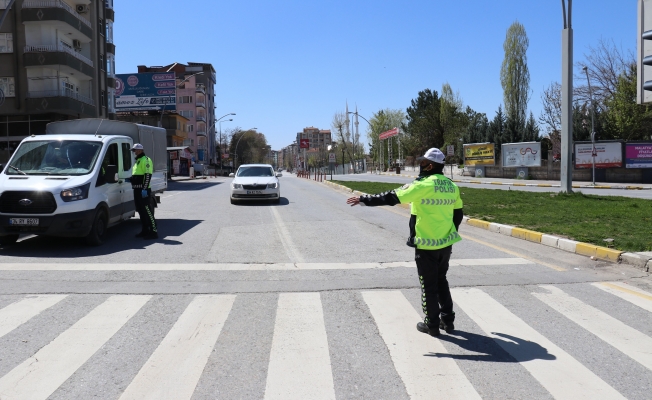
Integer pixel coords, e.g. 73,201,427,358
347,148,463,336
130,143,158,240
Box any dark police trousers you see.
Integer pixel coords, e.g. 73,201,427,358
134,189,157,234
415,245,454,326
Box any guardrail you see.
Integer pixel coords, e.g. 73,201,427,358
22,0,92,28
27,88,95,106
24,44,94,67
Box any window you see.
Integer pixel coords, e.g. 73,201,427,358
178,96,193,104
179,110,193,118
105,0,114,9
99,54,105,71
0,77,15,97
108,88,115,113
106,21,114,43
0,33,12,53
107,54,114,76
177,121,181,130
188,124,194,132
99,18,104,35
121,143,132,170
97,143,118,186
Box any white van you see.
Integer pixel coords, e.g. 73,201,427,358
0,119,167,246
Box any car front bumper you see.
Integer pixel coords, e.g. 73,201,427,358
0,209,96,237
231,189,280,200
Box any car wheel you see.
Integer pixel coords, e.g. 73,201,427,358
85,208,108,246
0,234,19,245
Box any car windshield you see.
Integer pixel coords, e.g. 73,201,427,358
237,166,274,177
6,140,103,176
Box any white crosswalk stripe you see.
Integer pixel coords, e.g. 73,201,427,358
0,295,67,339
119,295,236,400
0,282,650,399
533,285,652,372
0,295,150,400
362,290,481,399
264,293,335,400
591,281,652,313
452,287,626,400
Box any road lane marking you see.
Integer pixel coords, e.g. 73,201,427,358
270,206,305,263
459,234,567,272
0,295,151,400
120,295,236,400
452,288,624,399
534,285,652,371
265,293,335,400
362,290,481,399
592,282,652,312
0,259,532,271
0,295,67,339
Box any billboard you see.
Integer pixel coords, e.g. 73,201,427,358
463,143,495,166
625,142,652,168
299,139,310,148
502,142,542,167
115,72,176,112
574,142,623,169
379,128,399,140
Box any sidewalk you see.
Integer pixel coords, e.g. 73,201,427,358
376,168,652,190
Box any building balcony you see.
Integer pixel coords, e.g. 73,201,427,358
195,86,205,94
196,130,207,137
22,1,93,39
24,44,94,76
195,101,205,108
196,115,206,122
26,88,96,117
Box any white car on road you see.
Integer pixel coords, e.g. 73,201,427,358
230,164,282,204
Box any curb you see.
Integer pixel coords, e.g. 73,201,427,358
376,173,652,190
462,216,649,271
324,180,650,272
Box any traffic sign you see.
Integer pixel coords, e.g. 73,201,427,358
447,145,454,156
328,153,335,163
300,139,309,149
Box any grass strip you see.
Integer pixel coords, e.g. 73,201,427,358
331,180,652,252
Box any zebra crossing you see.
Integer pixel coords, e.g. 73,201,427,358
0,281,650,399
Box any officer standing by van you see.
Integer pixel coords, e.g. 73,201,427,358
347,148,463,337
130,144,158,240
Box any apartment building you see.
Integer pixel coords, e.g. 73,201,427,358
295,126,332,150
0,0,115,162
136,62,216,164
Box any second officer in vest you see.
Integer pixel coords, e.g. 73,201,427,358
130,143,158,240
347,148,463,337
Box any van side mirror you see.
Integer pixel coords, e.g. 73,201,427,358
105,165,118,184
229,173,235,177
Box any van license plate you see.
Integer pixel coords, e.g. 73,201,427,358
247,190,263,195
9,218,39,226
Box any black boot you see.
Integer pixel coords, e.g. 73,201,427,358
416,322,440,337
135,231,147,238
439,319,455,334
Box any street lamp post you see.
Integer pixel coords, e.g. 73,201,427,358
560,0,574,193
234,127,257,172
218,118,233,174
159,71,204,128
583,66,596,186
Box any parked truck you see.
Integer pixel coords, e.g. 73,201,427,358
0,119,167,246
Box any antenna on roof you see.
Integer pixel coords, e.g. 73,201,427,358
94,119,104,137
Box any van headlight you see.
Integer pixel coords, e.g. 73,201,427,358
267,182,278,189
60,183,91,202
232,183,242,189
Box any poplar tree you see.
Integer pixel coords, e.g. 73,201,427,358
500,21,530,139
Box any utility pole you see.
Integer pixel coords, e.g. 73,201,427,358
560,0,574,193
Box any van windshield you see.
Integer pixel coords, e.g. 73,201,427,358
6,140,103,176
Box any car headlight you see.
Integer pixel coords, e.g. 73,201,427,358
232,183,242,189
60,183,91,202
267,182,278,189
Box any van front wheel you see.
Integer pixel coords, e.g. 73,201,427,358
85,209,107,246
0,234,19,246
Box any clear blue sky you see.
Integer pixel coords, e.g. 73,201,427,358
115,1,636,150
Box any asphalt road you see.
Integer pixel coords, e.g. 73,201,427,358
332,172,652,199
0,174,650,399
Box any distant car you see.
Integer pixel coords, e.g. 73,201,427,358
229,164,282,204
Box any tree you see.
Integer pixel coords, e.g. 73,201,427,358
368,109,406,168
331,111,355,168
229,128,268,165
486,106,506,159
539,81,562,137
500,21,530,135
440,82,466,152
403,89,443,159
603,64,652,141
523,112,540,142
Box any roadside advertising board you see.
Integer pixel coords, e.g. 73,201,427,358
379,128,399,140
169,151,178,160
463,143,495,166
625,143,652,168
115,72,176,112
502,142,542,167
329,153,336,163
222,153,230,159
447,145,454,156
299,139,310,149
574,142,623,169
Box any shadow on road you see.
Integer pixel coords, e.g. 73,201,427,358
167,181,223,191
233,197,290,207
426,331,556,363
0,218,202,258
